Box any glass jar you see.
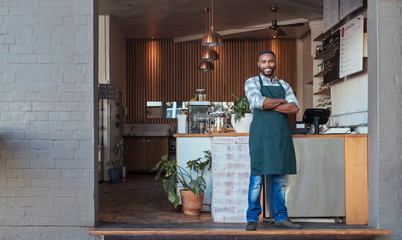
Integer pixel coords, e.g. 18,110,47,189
208,112,227,133
195,89,206,101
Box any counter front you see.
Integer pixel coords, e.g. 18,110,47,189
175,134,367,225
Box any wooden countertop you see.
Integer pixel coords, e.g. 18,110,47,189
174,133,367,138
174,132,248,137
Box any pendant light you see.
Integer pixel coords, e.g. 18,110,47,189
200,7,219,62
199,61,214,72
202,0,223,47
201,48,219,61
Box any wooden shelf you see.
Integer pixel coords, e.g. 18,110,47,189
314,32,331,41
314,71,324,77
314,51,325,59
314,88,331,96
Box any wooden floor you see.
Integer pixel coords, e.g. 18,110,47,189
95,174,390,239
98,173,213,224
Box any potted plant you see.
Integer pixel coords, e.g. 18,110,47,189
230,93,253,133
108,138,128,183
152,150,211,215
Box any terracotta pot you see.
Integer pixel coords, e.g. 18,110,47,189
180,189,203,216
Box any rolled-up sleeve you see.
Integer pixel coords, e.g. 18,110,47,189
279,80,299,109
244,77,265,111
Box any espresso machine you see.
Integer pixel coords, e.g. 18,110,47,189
188,101,210,134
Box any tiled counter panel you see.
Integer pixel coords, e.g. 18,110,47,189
175,134,251,223
210,136,251,223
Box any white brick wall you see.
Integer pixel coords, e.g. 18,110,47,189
376,1,402,239
211,136,250,223
0,0,95,239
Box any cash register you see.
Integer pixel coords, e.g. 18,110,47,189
302,108,330,134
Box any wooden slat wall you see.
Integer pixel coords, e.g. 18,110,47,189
126,39,296,124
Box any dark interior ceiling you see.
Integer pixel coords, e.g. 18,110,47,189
98,0,323,41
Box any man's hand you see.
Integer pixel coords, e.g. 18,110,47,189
273,102,299,114
262,97,287,109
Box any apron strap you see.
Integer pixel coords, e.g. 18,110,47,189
258,75,285,99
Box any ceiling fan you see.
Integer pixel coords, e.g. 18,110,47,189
269,5,305,36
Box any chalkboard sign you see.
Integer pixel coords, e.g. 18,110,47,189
323,30,340,85
98,84,115,99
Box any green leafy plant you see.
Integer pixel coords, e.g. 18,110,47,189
109,138,128,169
230,93,252,123
152,150,212,208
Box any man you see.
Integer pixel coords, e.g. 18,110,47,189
244,50,301,231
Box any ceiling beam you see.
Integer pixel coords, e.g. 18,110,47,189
174,18,309,43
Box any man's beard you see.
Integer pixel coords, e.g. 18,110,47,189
259,66,276,77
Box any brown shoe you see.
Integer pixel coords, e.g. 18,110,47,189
274,219,302,229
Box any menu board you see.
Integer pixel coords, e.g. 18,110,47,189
339,16,364,78
323,0,339,33
340,0,363,20
98,84,115,99
323,30,340,84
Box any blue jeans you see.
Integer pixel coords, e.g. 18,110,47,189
246,174,288,223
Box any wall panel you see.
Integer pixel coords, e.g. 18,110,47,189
126,39,296,124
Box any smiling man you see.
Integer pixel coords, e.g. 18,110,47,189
244,50,301,231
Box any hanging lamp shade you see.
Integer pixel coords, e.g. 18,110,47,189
202,26,223,47
201,48,219,61
199,61,214,71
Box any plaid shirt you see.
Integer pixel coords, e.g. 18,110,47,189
244,74,299,112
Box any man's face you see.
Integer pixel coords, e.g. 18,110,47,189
258,53,276,77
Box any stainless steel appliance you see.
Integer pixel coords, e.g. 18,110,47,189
264,137,345,219
188,101,210,134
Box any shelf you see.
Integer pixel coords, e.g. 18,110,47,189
314,51,325,59
314,71,324,77
314,88,331,96
314,32,331,41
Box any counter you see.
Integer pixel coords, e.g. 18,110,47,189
175,133,367,225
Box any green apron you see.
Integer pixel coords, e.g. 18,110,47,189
249,75,297,176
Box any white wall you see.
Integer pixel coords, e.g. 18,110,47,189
98,15,126,181
330,62,368,127
368,1,402,239
329,19,368,127
0,0,96,239
109,16,126,139
309,20,328,110
310,14,368,128
296,31,313,120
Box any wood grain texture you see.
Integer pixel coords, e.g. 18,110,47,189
126,39,297,124
344,135,368,225
89,228,390,236
259,185,264,222
292,134,368,138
